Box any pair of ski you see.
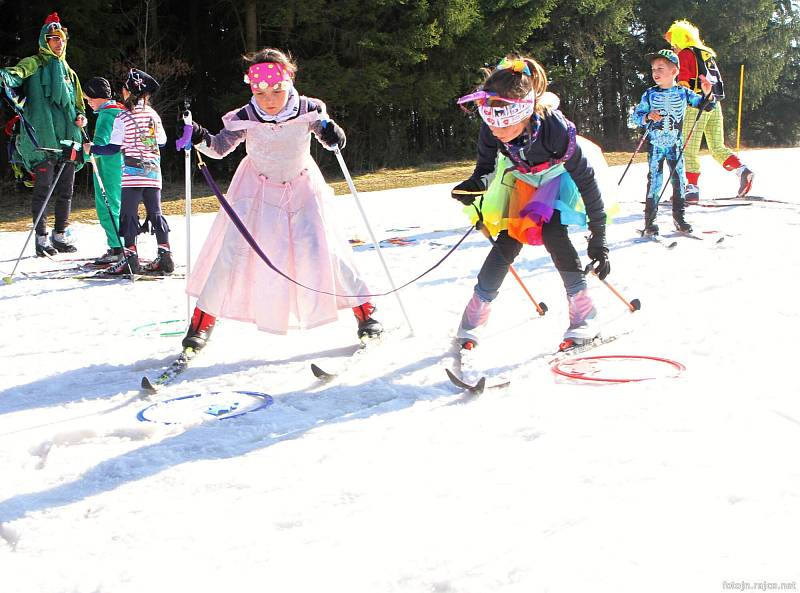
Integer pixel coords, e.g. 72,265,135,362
637,229,725,249
648,199,752,209
445,333,623,395
140,334,384,396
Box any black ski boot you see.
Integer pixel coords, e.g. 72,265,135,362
35,234,57,257
104,248,140,275
642,199,659,236
50,230,77,253
144,247,175,274
182,307,216,351
353,302,383,340
673,198,693,233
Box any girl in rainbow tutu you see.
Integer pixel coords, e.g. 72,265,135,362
452,55,610,351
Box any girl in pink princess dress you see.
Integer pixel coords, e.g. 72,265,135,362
182,48,381,352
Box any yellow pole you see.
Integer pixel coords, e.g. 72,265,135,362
736,64,745,151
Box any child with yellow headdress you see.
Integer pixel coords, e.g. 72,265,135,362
665,19,754,200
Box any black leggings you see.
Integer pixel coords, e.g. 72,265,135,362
31,160,75,236
475,210,585,301
118,187,170,247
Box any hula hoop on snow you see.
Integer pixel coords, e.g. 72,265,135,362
132,319,185,338
551,355,686,383
137,390,274,425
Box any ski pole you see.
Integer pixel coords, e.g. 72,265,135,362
655,93,710,204
81,129,136,281
331,141,415,336
475,220,548,316
583,263,640,312
176,99,194,326
617,123,651,186
3,145,75,284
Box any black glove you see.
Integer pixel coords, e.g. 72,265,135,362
319,120,346,149
587,221,610,280
190,121,211,145
451,178,487,205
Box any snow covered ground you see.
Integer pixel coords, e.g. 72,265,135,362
1,148,799,593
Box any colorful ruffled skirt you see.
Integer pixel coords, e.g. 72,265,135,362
465,137,615,245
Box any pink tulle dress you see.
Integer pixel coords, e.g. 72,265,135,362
186,101,370,334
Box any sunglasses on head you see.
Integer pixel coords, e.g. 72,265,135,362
46,35,63,41
457,90,534,107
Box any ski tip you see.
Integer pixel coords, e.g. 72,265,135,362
310,363,335,381
472,377,486,395
140,376,158,394
445,368,485,394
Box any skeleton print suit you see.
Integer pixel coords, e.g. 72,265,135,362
628,85,709,203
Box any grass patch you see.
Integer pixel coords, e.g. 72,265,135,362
0,149,688,232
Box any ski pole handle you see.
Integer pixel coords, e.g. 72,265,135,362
176,109,193,151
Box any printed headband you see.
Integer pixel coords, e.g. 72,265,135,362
457,90,536,128
244,62,292,92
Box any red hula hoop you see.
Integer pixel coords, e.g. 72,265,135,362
550,354,686,383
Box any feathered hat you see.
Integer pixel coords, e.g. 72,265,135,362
665,20,716,57
41,12,67,41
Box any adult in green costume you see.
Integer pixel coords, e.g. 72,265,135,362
83,77,124,263
0,12,86,256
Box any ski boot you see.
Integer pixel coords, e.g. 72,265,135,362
642,200,659,236
182,307,216,351
737,166,754,197
560,289,599,351
673,198,693,233
104,248,140,275
50,229,77,253
93,247,122,266
353,302,383,340
456,291,492,349
35,234,57,257
143,247,175,274
684,184,700,204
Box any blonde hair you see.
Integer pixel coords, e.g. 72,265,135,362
481,55,550,115
243,48,298,78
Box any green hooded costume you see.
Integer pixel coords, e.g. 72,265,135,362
0,13,85,171
89,99,125,248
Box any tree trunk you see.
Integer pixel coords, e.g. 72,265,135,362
245,0,257,53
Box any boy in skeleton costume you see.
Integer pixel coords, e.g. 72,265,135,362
628,50,714,235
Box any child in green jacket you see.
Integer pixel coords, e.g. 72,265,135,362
83,77,124,264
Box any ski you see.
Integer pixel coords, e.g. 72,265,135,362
76,271,185,281
549,334,623,363
636,231,677,249
444,341,511,395
446,332,628,393
309,334,385,383
641,200,752,209
671,230,724,244
141,347,198,395
716,195,794,205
